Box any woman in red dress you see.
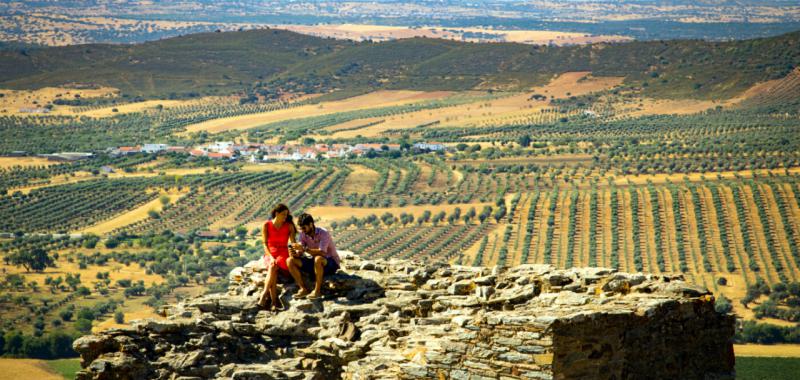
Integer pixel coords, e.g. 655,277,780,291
258,203,298,310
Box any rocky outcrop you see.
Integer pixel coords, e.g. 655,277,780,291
74,252,735,379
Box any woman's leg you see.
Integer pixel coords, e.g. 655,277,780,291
267,265,279,306
259,265,275,307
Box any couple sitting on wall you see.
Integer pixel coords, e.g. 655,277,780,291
258,203,340,311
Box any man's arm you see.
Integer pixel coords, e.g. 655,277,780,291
305,231,331,257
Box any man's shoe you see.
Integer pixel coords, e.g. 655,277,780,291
307,292,323,300
295,289,310,299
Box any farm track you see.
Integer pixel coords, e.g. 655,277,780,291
555,191,571,267
621,190,635,273
600,189,613,268
526,192,546,265
638,187,658,274
507,193,530,265
577,192,591,267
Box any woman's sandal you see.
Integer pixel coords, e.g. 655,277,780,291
270,298,285,312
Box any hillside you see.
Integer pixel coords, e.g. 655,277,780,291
0,28,798,99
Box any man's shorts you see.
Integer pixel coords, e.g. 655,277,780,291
300,256,339,276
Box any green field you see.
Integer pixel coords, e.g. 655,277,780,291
46,359,81,380
736,357,800,380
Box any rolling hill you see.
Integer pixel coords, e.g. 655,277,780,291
0,28,798,99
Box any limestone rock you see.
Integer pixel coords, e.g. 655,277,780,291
74,251,734,380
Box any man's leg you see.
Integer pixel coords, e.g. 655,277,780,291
287,256,309,296
312,256,328,297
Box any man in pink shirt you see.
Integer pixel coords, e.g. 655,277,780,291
286,213,341,299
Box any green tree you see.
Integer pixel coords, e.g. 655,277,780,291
76,286,91,297
74,318,92,334
59,309,73,322
49,332,77,358
65,273,81,291
715,295,733,314
8,248,55,272
235,226,248,239
4,331,23,355
517,134,532,148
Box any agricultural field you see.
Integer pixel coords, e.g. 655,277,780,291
272,24,632,45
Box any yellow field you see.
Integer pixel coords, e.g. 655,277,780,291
341,164,380,194
618,97,723,117
610,168,800,187
181,90,453,135
79,188,188,235
0,255,166,292
272,24,631,46
7,171,96,195
78,97,215,117
92,296,165,333
7,167,228,195
307,203,491,225
0,359,62,380
240,163,301,172
323,72,624,138
735,344,800,357
0,87,118,115
0,156,59,169
93,285,206,332
456,154,595,166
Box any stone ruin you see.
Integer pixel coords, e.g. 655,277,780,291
73,252,735,379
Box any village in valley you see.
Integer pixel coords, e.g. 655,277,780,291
109,141,446,162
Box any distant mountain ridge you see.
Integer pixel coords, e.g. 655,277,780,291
0,28,798,100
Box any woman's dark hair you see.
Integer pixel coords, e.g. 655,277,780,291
270,203,290,219
297,213,315,227
270,203,297,233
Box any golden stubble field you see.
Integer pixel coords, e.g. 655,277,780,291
0,254,166,295
0,87,118,115
320,72,625,139
181,90,454,135
271,24,632,45
0,156,59,169
79,188,189,235
0,359,63,380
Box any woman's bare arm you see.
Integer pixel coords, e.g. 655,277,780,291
262,221,270,255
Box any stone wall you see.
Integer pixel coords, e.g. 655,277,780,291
73,252,735,380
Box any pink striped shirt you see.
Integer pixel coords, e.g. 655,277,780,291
299,227,340,266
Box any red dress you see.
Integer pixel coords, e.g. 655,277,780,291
264,220,292,271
